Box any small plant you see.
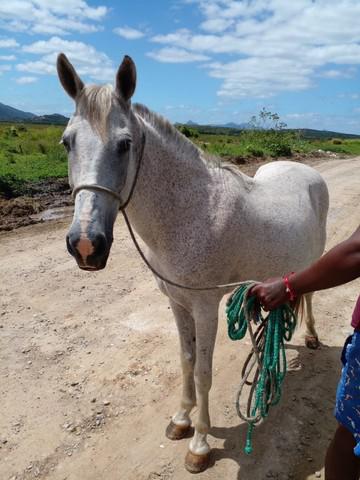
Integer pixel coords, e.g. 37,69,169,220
8,126,19,137
38,143,47,154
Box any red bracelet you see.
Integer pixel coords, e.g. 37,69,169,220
283,273,296,301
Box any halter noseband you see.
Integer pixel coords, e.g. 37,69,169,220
71,130,146,211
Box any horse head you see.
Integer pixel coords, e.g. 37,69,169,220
57,53,142,270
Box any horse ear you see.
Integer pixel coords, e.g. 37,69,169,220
116,55,136,102
57,53,84,100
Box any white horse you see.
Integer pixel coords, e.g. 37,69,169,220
57,53,329,473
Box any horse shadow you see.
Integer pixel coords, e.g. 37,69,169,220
208,342,343,479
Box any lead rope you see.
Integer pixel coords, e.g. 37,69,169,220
226,283,297,454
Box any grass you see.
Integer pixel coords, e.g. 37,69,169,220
1,121,360,198
193,130,360,159
0,123,67,181
0,123,67,196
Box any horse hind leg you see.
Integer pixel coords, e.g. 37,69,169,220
304,292,320,349
166,300,196,441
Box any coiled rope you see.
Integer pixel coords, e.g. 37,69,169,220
226,282,297,454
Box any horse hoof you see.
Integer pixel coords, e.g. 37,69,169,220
165,421,191,440
184,450,210,474
305,335,319,349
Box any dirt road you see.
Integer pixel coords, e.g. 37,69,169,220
1,157,359,480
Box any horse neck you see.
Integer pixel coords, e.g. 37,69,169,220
126,115,213,246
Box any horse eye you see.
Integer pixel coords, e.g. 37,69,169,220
117,138,131,155
62,137,71,152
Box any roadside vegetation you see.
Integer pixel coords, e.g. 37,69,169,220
178,108,360,161
0,123,66,197
1,110,360,198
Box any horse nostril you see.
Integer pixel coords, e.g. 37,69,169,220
66,230,109,268
92,232,107,257
66,233,76,257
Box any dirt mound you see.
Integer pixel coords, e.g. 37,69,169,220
0,178,72,231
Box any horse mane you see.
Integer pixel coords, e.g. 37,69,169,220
132,103,239,174
76,87,237,174
132,103,204,160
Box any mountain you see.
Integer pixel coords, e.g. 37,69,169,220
223,122,252,129
30,114,69,125
0,102,68,125
296,128,360,140
183,120,360,138
0,102,35,121
186,120,252,129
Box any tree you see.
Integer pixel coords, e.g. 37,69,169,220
250,108,287,131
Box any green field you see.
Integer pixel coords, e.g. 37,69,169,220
178,126,360,159
1,121,360,198
0,123,67,196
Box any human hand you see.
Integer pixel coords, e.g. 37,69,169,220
250,277,289,310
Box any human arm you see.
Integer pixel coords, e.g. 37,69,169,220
251,225,360,310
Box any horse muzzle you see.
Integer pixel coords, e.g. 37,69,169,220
66,230,112,271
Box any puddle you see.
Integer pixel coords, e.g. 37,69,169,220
30,206,74,222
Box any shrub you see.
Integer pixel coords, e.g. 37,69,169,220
0,174,24,198
268,142,292,157
245,145,264,157
178,125,199,138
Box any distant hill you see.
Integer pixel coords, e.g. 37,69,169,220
296,128,360,140
0,102,68,125
0,102,35,121
183,121,360,139
186,120,252,130
30,114,69,125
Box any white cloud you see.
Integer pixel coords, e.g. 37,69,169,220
147,47,210,63
113,26,145,40
321,68,355,79
0,0,107,36
0,38,19,48
0,54,16,60
16,76,37,84
149,0,360,98
19,36,115,82
200,18,233,33
0,64,11,75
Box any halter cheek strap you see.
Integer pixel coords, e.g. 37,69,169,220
71,130,146,211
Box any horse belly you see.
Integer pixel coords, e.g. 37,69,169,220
231,192,328,281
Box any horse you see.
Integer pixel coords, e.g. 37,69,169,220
56,53,329,473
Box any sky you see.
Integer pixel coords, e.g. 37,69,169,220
1,0,360,133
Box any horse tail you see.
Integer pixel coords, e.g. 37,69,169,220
294,295,305,325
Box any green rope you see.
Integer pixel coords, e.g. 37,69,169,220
225,282,297,455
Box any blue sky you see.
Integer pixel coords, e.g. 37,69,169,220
1,0,360,133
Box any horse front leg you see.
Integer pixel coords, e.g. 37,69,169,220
166,299,197,440
185,303,219,473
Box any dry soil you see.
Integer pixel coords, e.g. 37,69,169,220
0,157,359,480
